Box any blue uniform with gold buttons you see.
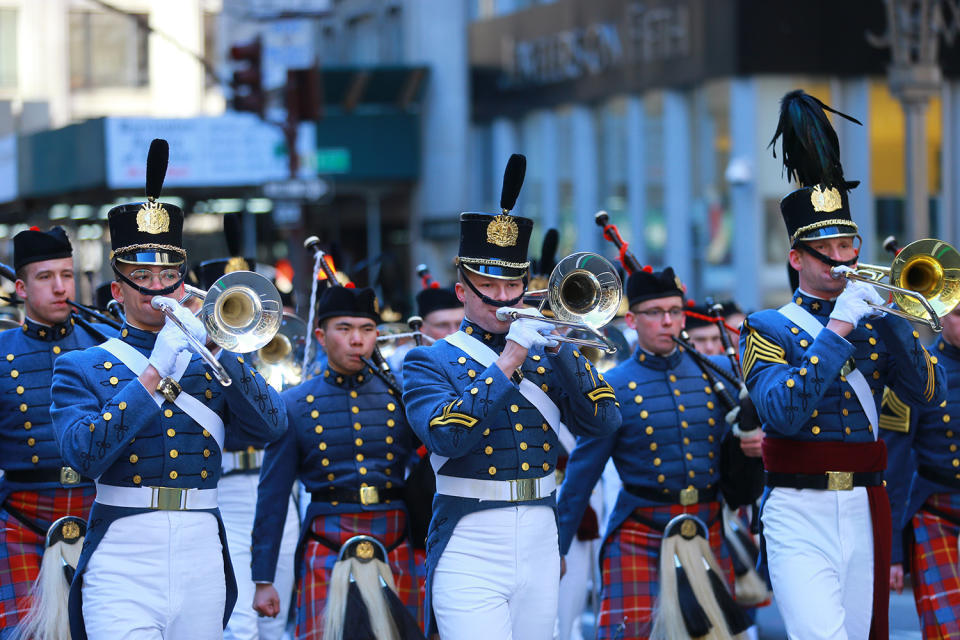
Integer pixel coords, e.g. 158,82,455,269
402,319,621,632
50,324,286,640
882,336,960,637
252,363,420,637
740,291,941,443
0,317,115,637
556,345,733,638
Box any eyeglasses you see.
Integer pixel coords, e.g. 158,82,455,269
635,307,685,320
129,269,181,286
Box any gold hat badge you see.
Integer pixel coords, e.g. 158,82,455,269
486,215,519,247
136,199,170,235
810,185,842,213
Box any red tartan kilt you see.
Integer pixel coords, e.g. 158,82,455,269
597,501,732,640
0,486,96,631
911,492,960,640
294,509,424,640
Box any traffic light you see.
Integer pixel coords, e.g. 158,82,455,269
229,38,263,117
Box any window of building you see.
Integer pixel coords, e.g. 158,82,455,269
0,8,17,89
382,6,403,62
69,10,149,89
597,98,629,251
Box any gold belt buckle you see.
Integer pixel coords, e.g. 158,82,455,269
59,466,81,486
151,487,186,510
239,450,260,470
826,471,854,491
510,478,539,502
359,486,380,505
679,486,699,506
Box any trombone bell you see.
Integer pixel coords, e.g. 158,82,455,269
202,271,283,353
833,238,960,332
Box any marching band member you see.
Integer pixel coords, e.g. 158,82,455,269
0,227,116,637
387,285,464,374
401,199,621,638
742,90,943,640
684,303,724,356
557,267,742,640
197,255,300,640
251,285,422,638
883,303,960,637
50,139,287,640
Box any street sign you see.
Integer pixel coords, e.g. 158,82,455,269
262,177,330,201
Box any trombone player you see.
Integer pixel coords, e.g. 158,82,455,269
741,91,945,640
401,154,621,639
49,139,287,640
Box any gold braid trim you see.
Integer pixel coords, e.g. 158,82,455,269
110,243,187,260
741,320,788,378
429,400,479,428
922,346,936,402
456,256,530,269
791,219,858,244
878,388,911,434
587,384,616,403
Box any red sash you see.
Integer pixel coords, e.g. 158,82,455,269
763,438,890,640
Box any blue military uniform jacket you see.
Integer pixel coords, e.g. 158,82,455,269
402,319,621,631
251,363,415,583
557,346,732,556
739,290,943,444
50,323,287,640
0,316,116,502
882,336,960,564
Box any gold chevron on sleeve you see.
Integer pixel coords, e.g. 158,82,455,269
742,321,788,378
879,387,911,433
586,383,616,403
922,346,935,402
429,400,479,429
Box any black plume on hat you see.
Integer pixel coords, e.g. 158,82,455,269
13,226,72,271
416,287,462,318
770,90,862,245
316,286,380,325
500,154,526,213
627,267,685,307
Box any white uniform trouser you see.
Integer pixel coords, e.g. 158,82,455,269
433,505,560,640
82,510,225,640
219,473,299,640
761,487,874,640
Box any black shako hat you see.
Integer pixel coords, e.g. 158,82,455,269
627,267,685,307
196,257,257,290
416,287,462,318
315,286,380,325
770,90,862,246
457,154,533,280
108,139,185,266
13,226,72,271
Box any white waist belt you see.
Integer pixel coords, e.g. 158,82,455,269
435,473,557,502
221,449,264,474
95,482,219,511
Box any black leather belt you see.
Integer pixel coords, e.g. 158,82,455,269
765,471,883,491
918,465,960,491
312,486,403,506
4,467,91,486
624,483,718,506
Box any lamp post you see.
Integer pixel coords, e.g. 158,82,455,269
869,0,960,241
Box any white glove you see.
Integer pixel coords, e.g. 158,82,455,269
148,321,192,377
154,297,207,345
506,314,559,350
829,280,886,326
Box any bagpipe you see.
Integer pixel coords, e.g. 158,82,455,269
594,212,770,623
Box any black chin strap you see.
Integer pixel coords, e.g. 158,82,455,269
458,267,527,308
111,262,186,297
797,242,859,268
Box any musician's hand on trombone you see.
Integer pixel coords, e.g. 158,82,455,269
147,314,193,378
827,280,886,337
496,311,559,378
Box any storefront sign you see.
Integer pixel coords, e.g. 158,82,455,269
105,115,316,189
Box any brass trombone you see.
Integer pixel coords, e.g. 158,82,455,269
831,238,960,332
496,252,622,353
152,271,283,386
